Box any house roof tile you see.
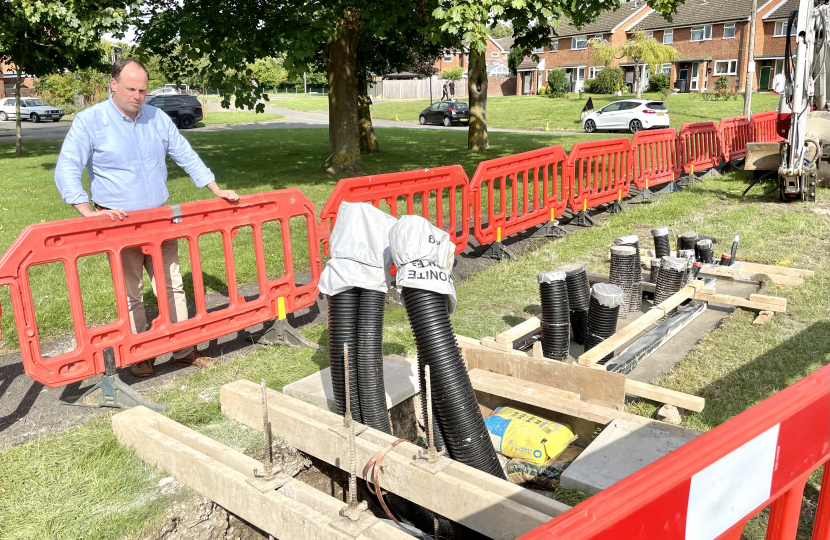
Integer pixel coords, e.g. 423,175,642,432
516,58,540,71
763,0,798,20
552,4,650,38
631,0,754,30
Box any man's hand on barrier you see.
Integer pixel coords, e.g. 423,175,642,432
206,181,240,202
96,209,128,221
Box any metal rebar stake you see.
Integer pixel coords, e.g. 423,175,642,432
425,365,439,463
246,379,288,492
340,344,368,521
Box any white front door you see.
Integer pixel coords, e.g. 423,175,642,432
690,62,700,91
523,73,532,94
575,67,586,92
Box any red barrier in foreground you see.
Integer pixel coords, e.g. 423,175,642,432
567,138,632,213
720,116,752,162
631,128,680,190
319,166,470,254
751,111,785,143
520,365,830,540
469,145,569,245
0,190,323,387
678,121,722,173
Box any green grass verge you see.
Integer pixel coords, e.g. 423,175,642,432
1,169,826,540
197,111,284,126
262,96,330,112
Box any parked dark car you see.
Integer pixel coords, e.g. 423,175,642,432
419,101,469,126
145,94,203,129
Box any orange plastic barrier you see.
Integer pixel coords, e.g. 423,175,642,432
678,121,722,173
520,365,830,540
0,190,324,387
631,128,680,190
319,166,470,254
720,116,752,162
469,145,569,245
567,138,633,214
750,111,785,143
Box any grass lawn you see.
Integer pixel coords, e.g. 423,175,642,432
197,111,284,126
0,150,826,538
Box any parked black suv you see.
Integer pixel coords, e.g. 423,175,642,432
145,94,203,129
419,101,470,126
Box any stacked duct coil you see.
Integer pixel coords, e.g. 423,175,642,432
695,239,715,264
614,235,642,314
650,227,672,259
584,283,624,362
561,263,591,345
678,231,699,252
654,256,688,314
538,271,570,361
677,249,696,283
390,215,506,480
649,258,661,284
609,245,639,318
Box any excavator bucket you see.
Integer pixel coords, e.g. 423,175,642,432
744,142,782,171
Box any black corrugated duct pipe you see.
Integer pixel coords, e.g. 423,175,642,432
677,249,696,283
561,262,591,345
651,227,672,259
614,235,642,314
356,289,391,433
690,261,703,281
650,258,661,284
720,253,732,266
402,287,506,479
584,283,623,362
538,271,570,361
654,257,688,313
695,239,715,264
679,231,699,251
327,287,362,420
609,245,639,319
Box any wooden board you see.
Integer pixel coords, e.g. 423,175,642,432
624,379,705,413
468,370,702,440
693,292,787,312
749,294,787,307
495,316,541,345
731,261,813,278
642,255,804,287
753,310,776,326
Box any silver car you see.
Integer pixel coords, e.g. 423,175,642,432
0,97,65,123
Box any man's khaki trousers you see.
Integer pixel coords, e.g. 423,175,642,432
121,240,194,360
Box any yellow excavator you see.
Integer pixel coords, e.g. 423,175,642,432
745,0,830,201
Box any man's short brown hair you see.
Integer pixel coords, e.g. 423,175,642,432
111,58,149,81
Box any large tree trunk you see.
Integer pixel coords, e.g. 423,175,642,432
322,11,364,174
15,71,22,157
467,49,489,151
357,78,378,154
634,61,642,99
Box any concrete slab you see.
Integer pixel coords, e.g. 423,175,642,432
560,418,690,495
282,356,418,413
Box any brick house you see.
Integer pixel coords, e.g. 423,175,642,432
0,61,36,99
431,35,516,77
627,0,787,93
754,0,798,91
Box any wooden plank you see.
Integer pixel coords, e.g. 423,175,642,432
732,261,813,278
495,316,541,345
220,380,570,540
640,255,805,287
468,370,701,440
749,294,787,307
624,379,705,413
753,310,776,327
458,338,627,408
113,407,411,540
693,292,787,312
577,281,704,367
481,336,519,352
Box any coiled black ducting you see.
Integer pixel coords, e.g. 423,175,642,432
356,289,391,433
328,288,362,420
561,262,591,345
679,231,699,251
609,245,639,319
651,227,671,259
654,257,687,312
402,287,506,480
695,239,714,264
649,258,661,284
690,261,703,281
614,236,642,314
538,272,570,361
584,283,623,363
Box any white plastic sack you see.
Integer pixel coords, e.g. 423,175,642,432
318,202,398,296
388,215,457,313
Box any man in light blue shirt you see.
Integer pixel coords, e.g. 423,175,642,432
55,58,239,378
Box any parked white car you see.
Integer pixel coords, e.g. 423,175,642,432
148,87,181,96
582,99,670,134
0,97,64,123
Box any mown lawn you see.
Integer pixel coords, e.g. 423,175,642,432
0,158,826,539
197,111,284,126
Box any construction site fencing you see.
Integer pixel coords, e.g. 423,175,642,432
319,165,470,254
678,121,722,173
567,138,633,214
631,128,681,191
519,364,830,540
0,190,324,387
750,111,785,143
720,116,752,162
469,145,569,246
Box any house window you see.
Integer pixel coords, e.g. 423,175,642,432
443,54,453,62
588,66,604,79
723,23,736,38
663,29,674,44
491,51,500,57
690,25,712,41
571,36,587,50
644,31,654,38
773,21,796,36
551,40,559,52
531,46,544,54
714,59,738,75
661,63,672,75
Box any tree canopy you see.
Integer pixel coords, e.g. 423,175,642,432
590,31,679,98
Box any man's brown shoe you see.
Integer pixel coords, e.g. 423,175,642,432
173,350,213,369
131,359,155,378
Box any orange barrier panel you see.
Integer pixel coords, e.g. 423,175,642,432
519,364,830,540
678,121,722,173
720,116,752,162
319,165,470,254
631,128,680,190
469,145,569,246
567,138,632,215
0,190,324,387
750,111,785,143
